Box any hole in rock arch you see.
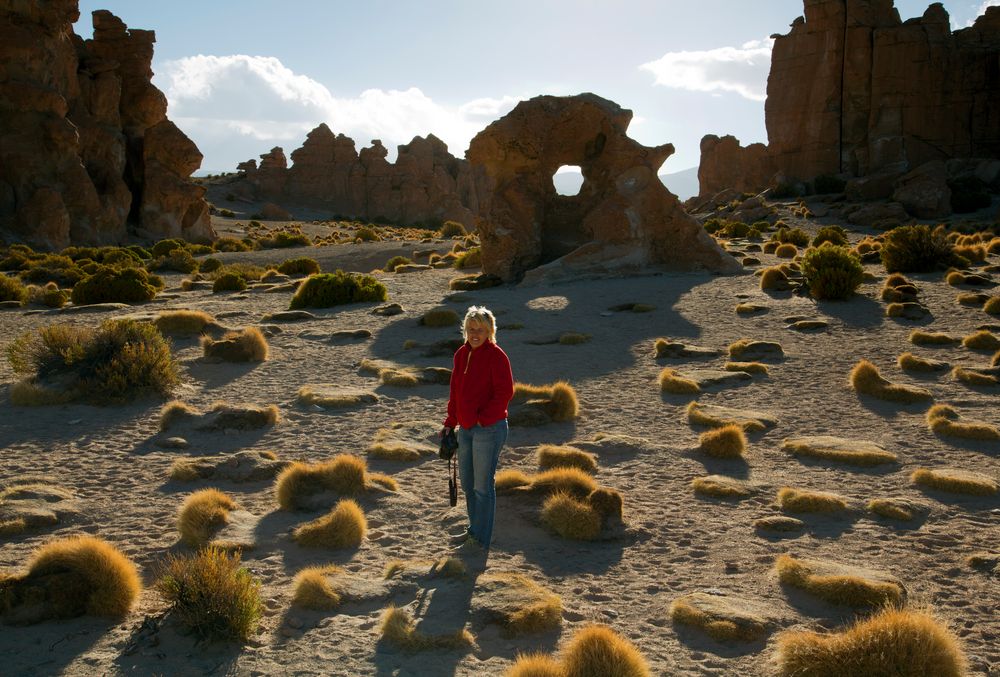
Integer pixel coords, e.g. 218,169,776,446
552,165,583,196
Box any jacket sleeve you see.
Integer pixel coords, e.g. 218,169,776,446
479,347,514,426
443,349,460,428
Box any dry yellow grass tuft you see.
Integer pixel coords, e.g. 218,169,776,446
297,385,377,409
686,401,773,433
154,309,215,335
177,488,238,547
759,266,791,291
275,455,393,510
727,338,783,359
159,400,199,430
541,491,602,540
775,243,798,258
957,291,989,307
290,564,343,610
512,380,580,421
481,573,563,636
849,359,933,403
560,624,651,677
15,535,141,618
777,487,849,513
292,499,367,548
691,475,752,499
994,349,1000,367
911,468,998,495
908,329,959,345
531,467,598,498
379,605,474,651
897,351,948,372
505,653,564,677
774,607,966,677
927,404,1000,440
781,437,897,466
698,424,747,458
774,554,904,608
587,487,623,521
160,400,280,431
537,445,597,474
985,296,1000,315
419,307,460,327
658,367,700,394
724,361,769,375
669,594,767,642
201,327,269,362
495,469,533,493
558,332,591,345
963,329,1000,351
952,365,999,386
945,270,966,286
866,498,918,521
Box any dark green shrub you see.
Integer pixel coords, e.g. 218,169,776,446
813,174,847,194
771,227,810,247
101,248,143,268
703,218,725,235
262,231,311,248
277,257,321,276
355,226,381,242
881,225,962,273
151,239,187,258
801,244,864,300
382,255,412,272
7,319,178,403
30,283,69,308
439,220,467,237
214,237,250,253
71,266,157,305
59,246,100,261
127,245,152,260
200,257,223,274
289,270,387,309
218,208,236,218
212,272,247,293
949,177,992,214
19,255,85,287
812,225,848,247
0,252,30,271
148,249,198,274
0,274,28,304
187,244,213,256
158,548,263,642
719,221,751,238
214,263,266,281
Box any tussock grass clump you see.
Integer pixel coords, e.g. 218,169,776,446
724,361,769,375
777,487,849,513
201,327,269,362
419,307,459,327
297,385,377,409
289,270,387,309
154,310,215,336
669,594,768,642
880,224,960,273
382,255,412,272
691,475,752,499
800,243,864,300
511,381,579,422
775,554,904,608
159,400,280,431
439,220,467,237
984,296,1000,315
956,291,989,307
698,424,747,458
71,265,158,305
292,499,367,548
781,437,897,466
4,535,141,620
275,455,395,510
867,498,919,521
587,487,623,521
159,400,199,430
849,359,933,403
506,654,563,677
0,274,28,304
911,468,998,496
177,488,238,547
277,257,320,276
774,607,966,677
952,365,999,386
775,243,798,258
898,351,949,372
560,624,651,677
481,573,563,636
7,319,178,405
908,329,959,345
379,605,474,651
658,367,700,394
158,547,262,641
531,467,598,498
291,564,343,610
212,271,247,293
727,338,783,359
537,445,597,473
495,469,532,493
759,265,792,291
541,491,602,540
454,247,482,269
686,401,774,433
962,329,1000,351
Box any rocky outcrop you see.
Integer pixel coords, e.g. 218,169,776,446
233,125,483,226
466,94,739,283
0,3,212,250
697,135,776,202
698,1,1000,206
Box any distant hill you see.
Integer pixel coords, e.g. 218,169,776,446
553,166,698,201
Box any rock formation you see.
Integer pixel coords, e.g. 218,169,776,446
0,2,213,250
466,94,739,283
697,136,775,201
697,1,1000,209
232,125,483,227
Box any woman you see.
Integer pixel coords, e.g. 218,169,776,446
442,305,514,551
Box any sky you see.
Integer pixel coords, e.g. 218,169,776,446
75,0,999,177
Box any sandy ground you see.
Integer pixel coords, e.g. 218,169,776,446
1,209,999,676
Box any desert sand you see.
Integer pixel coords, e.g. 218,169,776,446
1,204,999,676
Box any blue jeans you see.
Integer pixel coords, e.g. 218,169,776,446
456,419,508,548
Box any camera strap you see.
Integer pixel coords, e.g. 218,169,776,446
448,454,458,507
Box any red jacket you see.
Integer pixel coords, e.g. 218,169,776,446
444,340,514,429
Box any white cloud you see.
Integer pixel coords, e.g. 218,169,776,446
156,54,519,170
639,38,774,102
966,1,1000,26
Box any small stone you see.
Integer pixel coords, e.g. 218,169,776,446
372,303,404,316
157,437,189,449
